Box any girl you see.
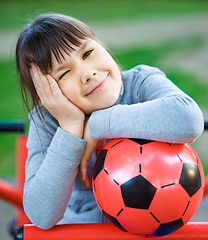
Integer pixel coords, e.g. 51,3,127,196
16,13,204,229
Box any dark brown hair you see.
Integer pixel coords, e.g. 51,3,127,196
16,13,97,114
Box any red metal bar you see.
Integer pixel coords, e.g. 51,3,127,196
0,135,27,209
14,222,208,240
15,135,31,228
203,177,208,196
0,178,22,208
16,135,28,195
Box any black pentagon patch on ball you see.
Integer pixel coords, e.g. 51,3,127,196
151,218,184,237
179,163,201,197
128,138,155,145
102,210,127,232
121,175,157,209
93,149,108,180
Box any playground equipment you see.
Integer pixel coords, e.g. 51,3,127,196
0,120,208,240
0,120,31,230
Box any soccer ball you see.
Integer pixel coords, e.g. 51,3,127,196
92,138,204,237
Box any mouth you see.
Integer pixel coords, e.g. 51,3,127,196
85,74,108,96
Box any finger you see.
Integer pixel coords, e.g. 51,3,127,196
80,158,89,181
78,167,91,189
83,176,91,189
30,64,51,99
30,64,42,90
81,140,97,179
38,69,53,96
46,74,65,99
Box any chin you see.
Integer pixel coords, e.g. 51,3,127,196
101,94,120,110
84,91,120,114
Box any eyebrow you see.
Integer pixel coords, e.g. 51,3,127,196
50,63,68,77
78,41,88,53
50,40,90,76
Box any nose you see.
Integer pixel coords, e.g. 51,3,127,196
80,67,98,84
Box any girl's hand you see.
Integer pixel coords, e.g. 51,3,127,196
78,119,106,189
30,64,85,138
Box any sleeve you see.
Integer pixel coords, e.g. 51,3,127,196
23,107,86,229
89,65,204,143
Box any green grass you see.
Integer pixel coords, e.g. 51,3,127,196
1,0,208,29
203,163,208,177
0,133,19,176
0,59,28,176
0,60,25,119
112,36,208,108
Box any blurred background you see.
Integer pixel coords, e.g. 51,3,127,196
0,0,208,239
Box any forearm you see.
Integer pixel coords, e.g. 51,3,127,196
24,127,86,229
89,95,204,143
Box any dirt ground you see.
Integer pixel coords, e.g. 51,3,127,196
0,14,208,240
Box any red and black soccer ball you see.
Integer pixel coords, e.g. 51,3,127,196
92,138,204,237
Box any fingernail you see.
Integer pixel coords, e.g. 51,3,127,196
46,75,52,83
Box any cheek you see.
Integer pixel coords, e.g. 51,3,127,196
106,56,121,80
111,63,122,89
58,82,78,102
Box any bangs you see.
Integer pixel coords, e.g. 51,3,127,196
18,14,96,74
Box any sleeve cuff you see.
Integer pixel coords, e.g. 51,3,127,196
89,107,113,140
48,127,86,162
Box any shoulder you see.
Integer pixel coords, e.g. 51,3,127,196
121,64,166,83
120,65,168,102
28,105,59,136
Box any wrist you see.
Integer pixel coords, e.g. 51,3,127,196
60,121,84,139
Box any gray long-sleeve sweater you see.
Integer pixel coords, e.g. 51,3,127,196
23,65,204,229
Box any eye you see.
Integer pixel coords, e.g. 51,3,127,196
59,70,70,80
82,49,93,60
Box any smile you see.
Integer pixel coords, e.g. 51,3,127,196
85,74,108,96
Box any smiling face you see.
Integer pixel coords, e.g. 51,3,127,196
50,39,122,114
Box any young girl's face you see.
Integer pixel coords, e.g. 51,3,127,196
49,39,122,114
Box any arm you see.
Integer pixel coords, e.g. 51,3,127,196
23,65,87,229
89,65,204,143
23,108,86,229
